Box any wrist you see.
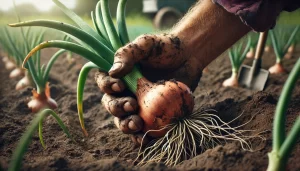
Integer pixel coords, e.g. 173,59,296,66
171,0,250,70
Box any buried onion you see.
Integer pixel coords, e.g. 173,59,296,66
223,36,251,87
20,48,67,112
269,26,299,74
28,83,58,113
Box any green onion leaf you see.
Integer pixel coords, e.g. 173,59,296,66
101,0,123,50
117,0,130,44
42,49,67,85
9,20,115,64
22,40,112,72
8,109,72,171
77,62,100,136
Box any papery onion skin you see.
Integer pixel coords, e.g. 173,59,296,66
222,73,238,87
136,77,194,138
28,83,57,113
9,68,24,79
269,63,287,74
16,75,33,90
5,60,15,70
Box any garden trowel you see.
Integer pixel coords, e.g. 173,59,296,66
238,31,269,91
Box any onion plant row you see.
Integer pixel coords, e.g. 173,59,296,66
269,25,299,74
223,36,251,87
8,109,72,171
8,0,257,166
4,2,73,170
0,26,24,73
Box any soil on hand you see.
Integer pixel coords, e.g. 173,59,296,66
0,48,299,171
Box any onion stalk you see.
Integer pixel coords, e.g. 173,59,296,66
8,109,72,171
267,58,300,171
269,25,299,74
10,0,255,165
246,32,259,58
0,27,22,74
223,36,251,87
11,1,68,113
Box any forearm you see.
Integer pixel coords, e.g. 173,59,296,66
171,0,250,70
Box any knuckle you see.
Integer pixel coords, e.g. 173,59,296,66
108,99,126,116
95,71,107,82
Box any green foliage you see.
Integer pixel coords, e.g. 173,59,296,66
10,0,144,136
228,36,251,73
267,59,300,171
8,109,72,171
270,25,299,62
247,32,259,48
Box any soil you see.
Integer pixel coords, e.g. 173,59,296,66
0,47,299,171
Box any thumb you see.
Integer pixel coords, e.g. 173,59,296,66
108,34,158,78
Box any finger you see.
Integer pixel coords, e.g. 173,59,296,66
114,116,143,134
108,34,159,78
95,71,125,94
118,115,144,134
109,34,185,78
131,133,150,147
114,117,121,129
114,117,148,146
101,94,138,117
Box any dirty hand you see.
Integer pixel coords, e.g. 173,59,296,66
95,33,203,146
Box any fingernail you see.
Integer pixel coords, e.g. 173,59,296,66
114,117,120,129
124,102,134,112
136,137,142,144
128,120,138,131
109,62,122,73
111,83,121,92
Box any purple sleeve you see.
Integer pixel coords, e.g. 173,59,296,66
212,0,300,32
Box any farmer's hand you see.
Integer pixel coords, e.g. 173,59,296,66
95,0,251,146
95,34,203,146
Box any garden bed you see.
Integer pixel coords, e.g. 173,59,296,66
0,48,299,171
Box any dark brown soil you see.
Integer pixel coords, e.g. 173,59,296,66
0,48,299,171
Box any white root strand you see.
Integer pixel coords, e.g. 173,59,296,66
135,110,264,166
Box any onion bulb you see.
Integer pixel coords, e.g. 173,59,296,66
136,78,194,138
269,63,286,74
28,83,57,113
246,48,255,58
222,73,238,87
9,68,24,79
16,72,33,90
5,60,15,70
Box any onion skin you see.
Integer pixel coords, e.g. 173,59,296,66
5,60,15,70
136,77,194,138
264,45,271,52
16,74,33,90
9,68,24,79
284,45,295,59
2,56,9,63
268,63,286,74
28,83,57,113
246,48,255,59
222,73,238,87
287,44,294,53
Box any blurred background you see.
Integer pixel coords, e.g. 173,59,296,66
0,0,300,40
